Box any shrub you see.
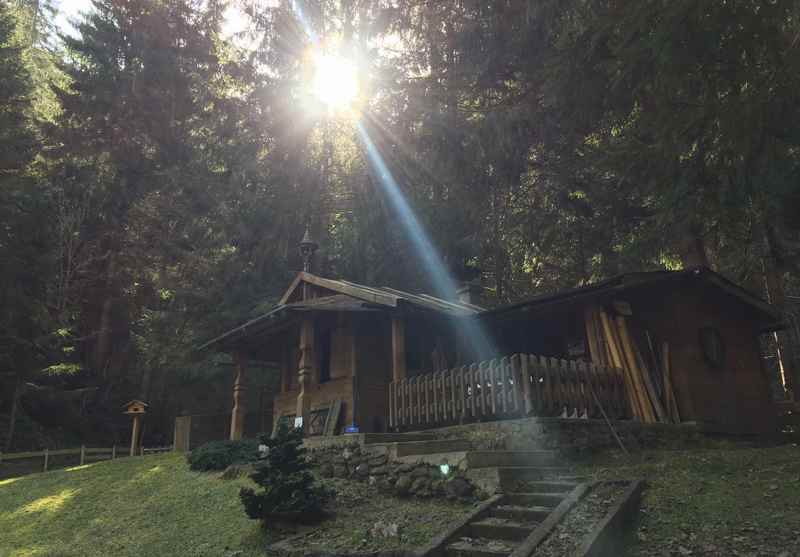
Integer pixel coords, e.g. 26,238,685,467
186,438,259,472
239,425,333,523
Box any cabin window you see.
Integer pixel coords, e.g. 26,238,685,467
319,329,332,383
699,327,725,369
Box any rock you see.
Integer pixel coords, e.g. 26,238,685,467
370,521,400,539
370,465,388,475
445,477,474,498
342,448,353,460
319,463,335,478
397,463,416,473
368,454,388,467
411,465,430,478
410,477,430,494
333,464,348,478
394,474,413,495
368,475,377,486
355,463,370,478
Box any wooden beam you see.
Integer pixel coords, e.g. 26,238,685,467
229,350,247,440
295,316,315,427
391,316,407,383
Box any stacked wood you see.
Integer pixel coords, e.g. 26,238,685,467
584,303,676,424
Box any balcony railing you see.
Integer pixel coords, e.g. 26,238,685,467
388,354,627,430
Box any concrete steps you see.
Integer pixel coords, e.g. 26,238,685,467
443,481,577,557
361,432,437,444
465,450,559,468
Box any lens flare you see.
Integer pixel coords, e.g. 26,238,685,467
310,52,359,111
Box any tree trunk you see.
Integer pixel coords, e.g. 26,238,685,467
5,378,23,452
763,225,795,398
679,226,710,268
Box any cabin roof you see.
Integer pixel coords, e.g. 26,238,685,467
483,266,784,330
198,273,480,351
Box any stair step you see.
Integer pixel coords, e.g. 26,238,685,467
515,481,577,492
362,433,436,444
446,538,519,557
392,439,472,457
496,466,573,485
504,492,568,507
468,518,534,541
490,504,553,522
465,451,559,468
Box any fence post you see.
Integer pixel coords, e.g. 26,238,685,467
140,445,144,457
80,445,85,465
43,448,49,472
112,445,116,460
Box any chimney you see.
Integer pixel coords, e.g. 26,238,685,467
456,280,483,306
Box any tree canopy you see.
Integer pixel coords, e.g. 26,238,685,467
0,0,798,449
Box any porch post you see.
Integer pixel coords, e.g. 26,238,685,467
295,316,315,427
391,316,407,382
230,350,247,440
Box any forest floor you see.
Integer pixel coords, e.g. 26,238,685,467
0,452,474,557
576,444,800,556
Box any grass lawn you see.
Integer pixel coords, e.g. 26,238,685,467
578,444,800,556
0,453,475,557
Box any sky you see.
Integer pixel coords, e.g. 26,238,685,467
53,0,249,38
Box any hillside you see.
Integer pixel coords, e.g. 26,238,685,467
0,452,473,557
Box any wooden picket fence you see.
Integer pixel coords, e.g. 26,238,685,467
388,354,628,430
0,444,174,478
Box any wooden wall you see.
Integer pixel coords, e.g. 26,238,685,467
625,283,775,433
354,314,393,433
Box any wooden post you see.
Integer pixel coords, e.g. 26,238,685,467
43,448,49,472
130,414,142,456
230,351,247,440
80,445,85,466
295,316,314,428
112,445,116,460
391,316,407,382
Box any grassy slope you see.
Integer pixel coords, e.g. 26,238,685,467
579,445,800,556
0,453,266,557
0,453,474,557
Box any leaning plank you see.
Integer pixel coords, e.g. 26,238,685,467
324,399,343,436
616,316,661,423
599,310,644,421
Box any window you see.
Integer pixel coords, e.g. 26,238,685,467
319,329,332,383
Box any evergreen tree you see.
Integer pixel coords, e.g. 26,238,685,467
239,425,332,522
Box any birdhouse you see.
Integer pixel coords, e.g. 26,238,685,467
123,400,148,415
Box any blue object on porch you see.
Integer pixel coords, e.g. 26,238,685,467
345,425,359,433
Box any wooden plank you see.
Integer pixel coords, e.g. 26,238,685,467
431,372,441,424
489,360,498,415
599,310,643,421
324,399,343,436
450,368,457,421
388,382,395,429
520,354,532,414
510,355,521,414
532,355,544,414
629,329,668,423
615,316,659,423
663,342,681,422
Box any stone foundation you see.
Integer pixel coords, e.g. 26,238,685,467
307,444,480,500
426,417,707,455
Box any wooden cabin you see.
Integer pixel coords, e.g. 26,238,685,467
201,261,784,437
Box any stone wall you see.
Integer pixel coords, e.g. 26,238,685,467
428,417,708,455
307,444,479,499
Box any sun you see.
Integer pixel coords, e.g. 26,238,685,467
310,51,360,112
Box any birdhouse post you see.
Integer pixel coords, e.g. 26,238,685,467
123,400,148,456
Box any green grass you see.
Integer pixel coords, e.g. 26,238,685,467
0,453,266,557
0,453,475,557
578,445,800,556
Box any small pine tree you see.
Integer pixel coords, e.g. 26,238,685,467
239,424,333,523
